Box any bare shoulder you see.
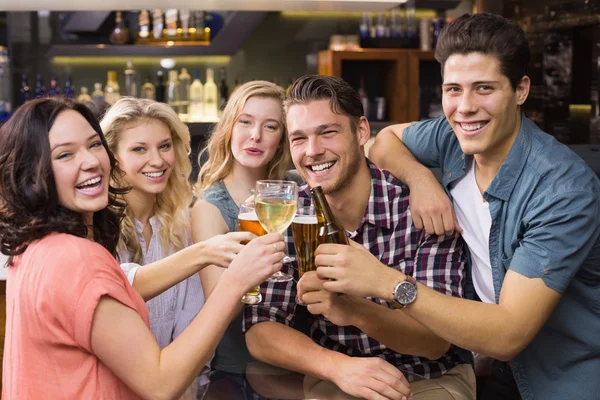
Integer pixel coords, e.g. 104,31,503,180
191,200,230,240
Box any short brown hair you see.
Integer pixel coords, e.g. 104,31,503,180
284,75,363,131
435,13,530,90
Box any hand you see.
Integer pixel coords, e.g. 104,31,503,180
330,355,412,400
409,174,462,236
315,240,402,300
200,231,256,268
225,233,285,293
297,272,359,327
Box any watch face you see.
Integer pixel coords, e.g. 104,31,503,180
395,281,417,305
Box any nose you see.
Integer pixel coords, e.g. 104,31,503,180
249,125,262,142
147,149,164,167
305,136,324,158
457,91,477,115
81,148,101,170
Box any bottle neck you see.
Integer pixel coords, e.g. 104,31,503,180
311,187,336,224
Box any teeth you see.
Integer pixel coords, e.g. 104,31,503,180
461,122,486,131
143,171,165,178
77,177,101,188
310,162,334,172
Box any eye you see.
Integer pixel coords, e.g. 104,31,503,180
291,137,305,143
444,86,461,93
265,124,279,131
322,130,336,135
477,85,493,92
132,147,145,153
90,140,103,149
56,152,72,160
160,142,172,150
239,119,251,125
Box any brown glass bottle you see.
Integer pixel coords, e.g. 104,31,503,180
310,186,349,245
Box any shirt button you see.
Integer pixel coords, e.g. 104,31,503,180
543,269,550,276
447,173,453,178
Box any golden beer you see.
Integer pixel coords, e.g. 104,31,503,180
291,215,319,277
238,211,266,302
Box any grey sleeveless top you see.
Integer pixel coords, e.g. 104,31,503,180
199,180,253,374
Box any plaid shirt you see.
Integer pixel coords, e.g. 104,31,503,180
243,160,467,381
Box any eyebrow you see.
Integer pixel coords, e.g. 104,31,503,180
289,123,343,138
131,137,173,146
238,113,281,124
51,133,99,152
443,80,500,87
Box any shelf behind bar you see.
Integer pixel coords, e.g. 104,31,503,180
46,44,228,58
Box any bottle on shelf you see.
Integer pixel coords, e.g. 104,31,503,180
179,10,191,40
63,75,75,99
155,70,166,102
189,70,204,122
48,75,61,97
203,67,218,120
124,61,137,98
140,76,155,100
165,9,179,40
0,46,11,122
359,13,370,38
34,74,45,99
218,67,229,111
358,75,369,118
310,186,349,245
178,68,191,121
91,82,104,100
166,70,180,114
77,86,92,102
192,11,207,41
152,9,164,40
138,10,150,40
104,70,121,104
376,12,387,38
19,74,31,105
110,11,130,45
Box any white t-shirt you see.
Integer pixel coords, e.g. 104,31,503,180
450,161,495,303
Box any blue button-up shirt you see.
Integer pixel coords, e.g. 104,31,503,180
403,115,600,400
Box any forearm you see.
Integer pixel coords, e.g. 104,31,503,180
245,321,346,381
369,127,435,188
353,297,450,359
132,244,204,301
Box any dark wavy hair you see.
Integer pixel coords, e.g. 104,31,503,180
0,98,127,265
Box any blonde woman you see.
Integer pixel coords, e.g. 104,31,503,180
192,81,300,381
100,98,272,395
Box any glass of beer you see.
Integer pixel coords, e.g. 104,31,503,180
255,180,298,282
238,203,267,305
292,204,319,278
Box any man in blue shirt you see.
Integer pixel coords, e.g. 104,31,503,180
315,13,600,400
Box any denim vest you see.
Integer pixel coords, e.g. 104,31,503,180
403,116,600,399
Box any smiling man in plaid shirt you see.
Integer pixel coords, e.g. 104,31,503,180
243,75,475,400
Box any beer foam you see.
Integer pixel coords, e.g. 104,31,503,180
293,216,318,224
238,212,259,221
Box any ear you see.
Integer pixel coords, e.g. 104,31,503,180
515,75,530,106
356,116,371,146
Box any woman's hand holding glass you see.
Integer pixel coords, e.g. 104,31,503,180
196,231,256,269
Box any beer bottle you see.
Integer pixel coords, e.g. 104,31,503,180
310,186,349,245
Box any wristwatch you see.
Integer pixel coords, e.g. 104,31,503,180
392,275,418,308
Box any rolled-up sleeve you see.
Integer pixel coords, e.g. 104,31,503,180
119,262,140,286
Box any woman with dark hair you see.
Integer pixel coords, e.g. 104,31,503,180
0,98,285,400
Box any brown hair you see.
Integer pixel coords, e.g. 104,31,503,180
435,13,530,90
284,75,364,131
0,98,126,264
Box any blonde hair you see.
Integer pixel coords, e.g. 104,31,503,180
196,80,290,194
100,98,192,264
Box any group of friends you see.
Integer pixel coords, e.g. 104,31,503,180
0,13,598,400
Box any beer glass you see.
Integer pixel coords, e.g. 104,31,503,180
291,204,319,278
255,180,298,282
238,203,267,304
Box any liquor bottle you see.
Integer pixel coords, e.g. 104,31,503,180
178,68,191,120
140,76,155,100
203,67,218,120
19,74,31,105
138,10,150,40
152,9,164,40
310,186,349,245
110,11,130,45
34,74,45,99
179,10,191,40
104,70,121,104
218,67,229,110
77,86,92,102
165,9,178,39
155,70,166,102
0,46,11,122
124,60,137,97
376,12,387,38
192,11,207,41
63,75,75,99
359,13,370,38
189,70,203,121
591,56,600,144
358,75,369,118
48,75,61,97
166,70,180,114
91,82,104,100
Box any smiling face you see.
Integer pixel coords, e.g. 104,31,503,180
114,119,176,198
287,99,369,195
49,110,110,223
230,96,284,171
442,52,529,163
